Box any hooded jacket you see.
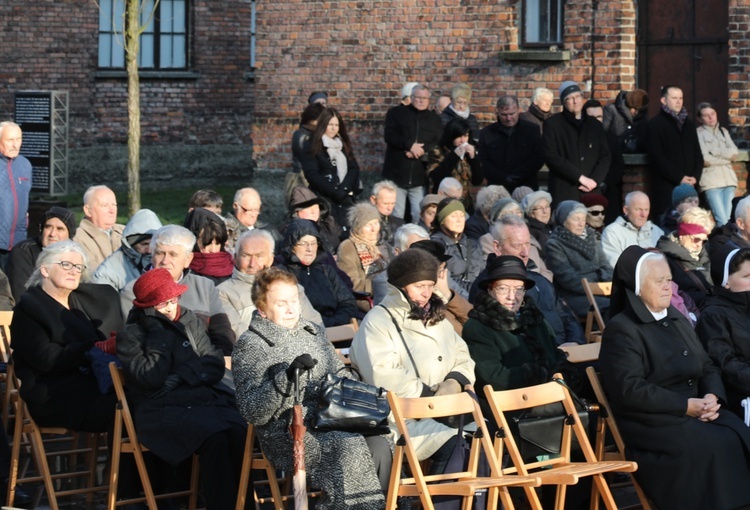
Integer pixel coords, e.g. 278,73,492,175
278,219,358,327
92,209,162,291
282,186,343,253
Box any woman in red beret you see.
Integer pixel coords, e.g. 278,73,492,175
117,268,247,510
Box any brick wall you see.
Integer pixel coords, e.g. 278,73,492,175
729,0,750,146
252,0,638,173
0,0,256,192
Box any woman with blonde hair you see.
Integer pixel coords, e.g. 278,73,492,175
656,206,715,307
440,82,481,141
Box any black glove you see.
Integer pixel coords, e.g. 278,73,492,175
521,363,548,385
286,354,317,381
149,374,182,399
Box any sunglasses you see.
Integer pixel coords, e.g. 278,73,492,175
588,210,605,217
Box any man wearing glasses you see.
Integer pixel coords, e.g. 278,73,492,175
382,84,443,222
542,81,611,205
224,187,281,252
601,191,664,267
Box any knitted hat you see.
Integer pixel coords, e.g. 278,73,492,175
132,268,188,309
388,249,439,288
40,206,77,237
625,89,649,110
559,81,582,103
580,193,609,209
490,197,521,223
554,200,588,226
401,82,420,99
308,91,328,105
410,239,452,263
511,186,534,204
348,202,381,234
435,198,466,225
672,184,698,208
521,190,552,216
419,194,443,212
478,255,536,291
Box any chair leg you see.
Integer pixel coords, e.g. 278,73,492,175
7,399,23,508
29,419,60,510
592,473,619,510
236,427,253,510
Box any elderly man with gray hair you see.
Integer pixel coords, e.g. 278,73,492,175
217,229,322,338
382,84,443,221
601,191,664,267
520,87,555,134
478,95,544,193
120,225,235,354
0,121,32,269
73,185,125,272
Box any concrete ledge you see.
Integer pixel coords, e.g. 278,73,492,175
499,50,571,62
95,71,201,80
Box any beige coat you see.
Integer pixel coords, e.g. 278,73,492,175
350,285,476,460
73,218,124,272
697,124,739,191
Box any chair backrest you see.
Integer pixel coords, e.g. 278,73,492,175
326,318,358,365
585,366,626,458
581,279,611,342
483,375,598,475
387,387,503,485
559,342,601,364
0,311,13,363
109,363,141,451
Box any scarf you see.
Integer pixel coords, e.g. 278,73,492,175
322,135,348,184
662,103,688,131
449,104,470,119
348,232,388,276
189,251,234,278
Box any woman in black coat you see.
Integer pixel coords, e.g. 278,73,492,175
117,268,247,510
10,240,122,432
600,245,750,510
696,246,750,417
277,219,359,327
302,107,362,230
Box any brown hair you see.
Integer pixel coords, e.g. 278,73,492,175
310,107,354,158
251,267,299,313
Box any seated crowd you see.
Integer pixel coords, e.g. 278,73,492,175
2,80,750,509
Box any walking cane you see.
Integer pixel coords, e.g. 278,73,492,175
290,368,308,510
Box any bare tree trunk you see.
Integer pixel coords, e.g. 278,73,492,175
126,0,141,215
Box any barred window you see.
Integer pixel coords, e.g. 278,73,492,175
523,0,564,47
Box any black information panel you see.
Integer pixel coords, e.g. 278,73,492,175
14,92,52,194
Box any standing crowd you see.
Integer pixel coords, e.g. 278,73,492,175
0,77,748,510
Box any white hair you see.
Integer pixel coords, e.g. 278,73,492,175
150,225,196,255
490,214,527,244
624,190,649,208
531,87,554,103
82,185,113,207
393,223,429,253
371,180,398,197
636,252,666,296
736,196,750,223
438,177,463,196
476,185,510,217
26,240,90,288
235,229,275,259
0,121,20,139
233,187,260,205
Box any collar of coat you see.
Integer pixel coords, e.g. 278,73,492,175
550,225,600,258
468,290,544,331
247,312,321,347
623,288,685,324
706,285,750,313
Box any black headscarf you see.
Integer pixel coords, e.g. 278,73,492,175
610,245,649,317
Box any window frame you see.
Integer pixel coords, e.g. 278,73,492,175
521,0,565,48
98,0,190,71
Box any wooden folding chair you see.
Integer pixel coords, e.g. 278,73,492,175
108,362,200,510
585,367,652,510
0,310,16,431
581,280,611,343
8,397,107,509
386,386,540,510
326,318,359,365
483,374,637,510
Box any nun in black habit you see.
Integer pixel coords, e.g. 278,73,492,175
599,245,750,510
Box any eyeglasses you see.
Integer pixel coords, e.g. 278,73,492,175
295,241,319,249
49,261,86,273
489,285,526,298
531,205,551,213
689,236,708,245
155,297,179,309
588,210,605,217
237,203,260,215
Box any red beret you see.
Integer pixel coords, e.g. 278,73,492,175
132,268,188,309
581,193,609,209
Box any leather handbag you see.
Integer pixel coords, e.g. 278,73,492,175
314,372,391,436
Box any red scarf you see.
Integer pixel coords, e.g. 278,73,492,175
189,251,234,278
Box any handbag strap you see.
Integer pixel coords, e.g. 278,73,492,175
379,305,421,379
551,376,589,411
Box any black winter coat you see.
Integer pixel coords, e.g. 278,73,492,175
656,234,712,307
117,306,245,466
695,287,750,416
478,119,544,192
542,110,611,204
646,109,704,216
602,91,648,153
301,140,361,228
6,237,42,301
439,107,481,143
382,104,443,189
278,219,358,327
601,290,750,510
10,284,123,429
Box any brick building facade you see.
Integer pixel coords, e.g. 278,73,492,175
0,0,256,193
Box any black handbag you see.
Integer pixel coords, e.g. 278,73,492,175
314,372,391,436
510,379,593,460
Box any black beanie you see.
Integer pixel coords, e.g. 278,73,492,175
387,249,439,288
40,206,77,237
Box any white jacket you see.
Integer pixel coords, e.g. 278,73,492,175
350,285,475,460
601,216,664,268
697,124,739,191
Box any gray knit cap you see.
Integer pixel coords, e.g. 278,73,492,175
521,190,553,216
554,200,588,226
